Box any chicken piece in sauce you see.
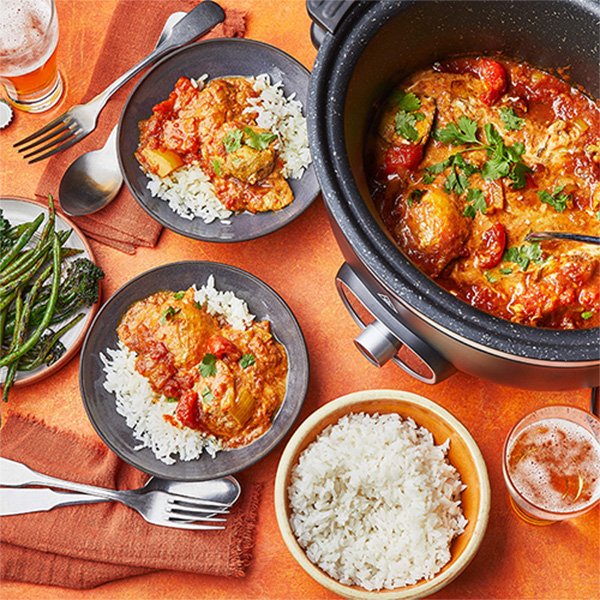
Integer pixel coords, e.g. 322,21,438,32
367,56,600,329
136,76,294,214
117,288,288,449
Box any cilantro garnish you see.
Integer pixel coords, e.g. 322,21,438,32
581,311,594,320
202,386,214,403
161,306,180,324
500,107,525,131
244,127,277,151
212,158,222,176
426,153,479,196
173,291,185,300
538,186,571,213
408,189,426,207
199,353,217,377
485,271,498,283
422,172,436,185
390,90,425,142
502,242,544,271
239,353,256,369
390,89,422,112
166,397,178,403
463,188,487,219
499,267,513,275
222,129,243,153
433,116,479,146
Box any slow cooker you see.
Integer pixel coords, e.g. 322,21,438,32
306,0,600,390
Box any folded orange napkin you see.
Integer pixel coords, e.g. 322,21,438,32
35,0,246,254
0,413,263,588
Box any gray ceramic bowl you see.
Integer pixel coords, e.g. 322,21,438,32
118,38,319,242
79,261,309,480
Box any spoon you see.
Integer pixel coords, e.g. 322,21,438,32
525,231,600,245
57,11,188,217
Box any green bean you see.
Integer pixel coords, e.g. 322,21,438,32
0,233,61,368
0,213,44,272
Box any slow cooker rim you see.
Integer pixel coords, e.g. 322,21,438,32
308,0,600,364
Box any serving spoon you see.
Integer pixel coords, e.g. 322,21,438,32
58,11,187,217
525,231,600,245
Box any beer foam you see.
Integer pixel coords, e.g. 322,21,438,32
507,417,600,514
0,0,52,55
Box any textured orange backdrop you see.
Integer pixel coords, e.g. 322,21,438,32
0,1,597,599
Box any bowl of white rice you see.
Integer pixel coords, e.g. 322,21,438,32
118,38,319,242
274,389,490,600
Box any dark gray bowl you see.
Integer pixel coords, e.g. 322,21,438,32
118,38,319,242
79,261,309,480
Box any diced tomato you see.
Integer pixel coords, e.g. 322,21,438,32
476,59,507,106
384,144,424,175
207,335,242,361
176,390,201,429
475,222,506,268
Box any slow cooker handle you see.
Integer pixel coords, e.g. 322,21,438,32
306,0,357,48
336,263,455,385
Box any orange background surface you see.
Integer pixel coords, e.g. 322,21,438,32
0,1,598,599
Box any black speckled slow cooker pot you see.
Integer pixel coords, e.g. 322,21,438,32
306,0,600,390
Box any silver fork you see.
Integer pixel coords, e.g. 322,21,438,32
13,1,225,163
0,457,228,530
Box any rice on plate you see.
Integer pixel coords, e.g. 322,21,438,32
140,73,312,224
287,412,468,591
101,275,285,465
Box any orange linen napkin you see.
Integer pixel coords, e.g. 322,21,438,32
0,413,263,588
35,1,246,254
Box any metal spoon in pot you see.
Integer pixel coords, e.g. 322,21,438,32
525,231,600,245
58,11,188,217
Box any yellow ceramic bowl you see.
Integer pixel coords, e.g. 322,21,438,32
274,389,491,600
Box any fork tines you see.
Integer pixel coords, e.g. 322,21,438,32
13,116,83,163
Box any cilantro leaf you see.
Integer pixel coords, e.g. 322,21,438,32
500,107,525,131
538,186,571,213
390,89,422,112
160,306,180,325
408,189,426,206
239,353,256,369
394,110,420,142
173,291,185,300
222,129,243,153
581,311,594,320
244,127,277,151
508,161,533,190
199,353,217,377
433,116,479,146
212,158,222,176
463,188,487,218
502,242,544,271
422,172,436,185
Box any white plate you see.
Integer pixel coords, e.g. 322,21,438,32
0,196,100,387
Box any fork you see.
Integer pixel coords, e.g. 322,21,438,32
0,457,228,530
13,1,225,163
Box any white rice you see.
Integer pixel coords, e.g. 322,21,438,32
144,73,311,223
288,412,467,591
100,277,255,464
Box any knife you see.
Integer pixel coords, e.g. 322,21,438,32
0,487,106,516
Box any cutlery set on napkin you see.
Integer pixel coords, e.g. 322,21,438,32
0,413,263,588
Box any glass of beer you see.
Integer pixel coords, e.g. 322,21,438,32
0,0,63,113
503,405,600,526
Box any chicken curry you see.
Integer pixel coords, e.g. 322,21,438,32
136,76,293,213
366,57,599,329
117,287,288,449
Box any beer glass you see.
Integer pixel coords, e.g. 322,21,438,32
503,405,600,526
0,0,63,113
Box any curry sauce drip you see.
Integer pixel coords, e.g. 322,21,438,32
117,288,288,449
136,76,293,213
367,57,600,329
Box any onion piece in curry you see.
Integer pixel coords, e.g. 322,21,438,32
366,56,600,329
116,287,288,449
136,76,294,214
